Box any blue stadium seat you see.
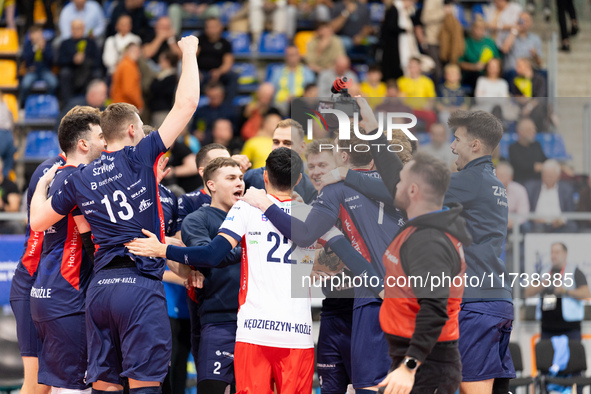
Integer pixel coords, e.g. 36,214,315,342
498,132,519,159
471,4,485,23
145,1,168,22
369,2,385,23
24,131,60,160
233,62,258,85
181,30,202,38
264,63,283,82
259,32,287,56
197,96,210,108
536,133,572,160
353,64,369,82
24,95,59,120
218,2,242,24
223,32,251,54
454,4,469,29
414,132,431,147
103,0,116,19
233,95,253,107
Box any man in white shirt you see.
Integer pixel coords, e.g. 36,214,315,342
59,0,106,40
496,161,530,232
102,15,142,75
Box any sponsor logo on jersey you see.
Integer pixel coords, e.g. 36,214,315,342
248,231,261,236
46,226,56,234
261,214,268,221
91,173,123,190
398,218,406,227
344,195,359,203
225,216,234,221
131,186,147,199
384,249,398,264
248,240,258,245
30,286,52,298
138,199,153,213
85,209,96,215
81,200,95,207
93,162,116,176
127,179,142,190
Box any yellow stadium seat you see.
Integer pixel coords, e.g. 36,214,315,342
294,31,315,57
0,60,18,87
0,28,18,54
4,93,18,122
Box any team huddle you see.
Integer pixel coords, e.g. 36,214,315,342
9,35,515,394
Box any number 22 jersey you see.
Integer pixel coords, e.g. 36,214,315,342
51,132,168,279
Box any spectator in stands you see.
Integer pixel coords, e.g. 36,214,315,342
107,0,154,43
374,80,412,115
20,25,58,107
59,0,105,41
459,16,500,91
240,112,281,169
0,158,20,213
149,51,179,128
193,82,237,144
212,118,243,155
198,17,238,101
269,46,315,115
360,65,387,103
55,79,107,130
419,0,446,83
168,0,220,36
18,0,53,31
509,118,546,184
305,22,346,74
57,19,103,104
437,63,468,124
110,42,143,111
329,0,374,55
397,57,436,115
249,0,288,45
525,159,577,233
142,16,181,65
500,12,542,73
525,242,590,340
240,82,280,141
510,57,547,97
484,0,522,48
496,161,530,231
475,58,510,100
163,134,201,194
317,55,358,97
419,123,456,169
0,92,15,179
285,1,332,39
103,15,142,75
556,0,578,52
379,1,404,82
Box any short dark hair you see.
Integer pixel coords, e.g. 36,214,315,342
552,242,568,252
447,110,503,152
160,50,179,67
202,157,240,192
58,112,101,155
100,103,140,142
336,126,373,167
265,147,302,191
195,143,229,168
407,152,451,205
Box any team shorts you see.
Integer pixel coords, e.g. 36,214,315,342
316,314,352,394
351,302,391,388
10,299,41,357
85,267,172,385
35,313,89,390
234,341,314,394
186,293,201,362
197,322,237,384
459,309,516,381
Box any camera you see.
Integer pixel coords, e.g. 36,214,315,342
318,77,361,131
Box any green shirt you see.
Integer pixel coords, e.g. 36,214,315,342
459,36,500,64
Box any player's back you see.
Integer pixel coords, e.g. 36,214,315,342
51,132,168,279
31,166,93,322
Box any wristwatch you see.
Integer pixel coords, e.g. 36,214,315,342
403,356,419,371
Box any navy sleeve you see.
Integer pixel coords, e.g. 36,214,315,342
344,170,395,206
262,204,336,247
167,235,233,268
128,131,167,168
51,175,78,215
365,131,404,199
444,170,479,205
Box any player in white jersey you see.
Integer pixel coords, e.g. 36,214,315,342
126,148,343,394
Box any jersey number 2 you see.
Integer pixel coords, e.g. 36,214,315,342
101,191,134,223
267,232,296,264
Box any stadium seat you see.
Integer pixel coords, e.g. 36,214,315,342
508,342,535,392
3,94,18,122
536,133,572,160
0,29,18,55
264,63,283,82
24,94,59,120
454,4,469,29
369,2,385,24
233,62,258,93
24,130,60,160
33,0,49,25
222,32,251,54
103,0,116,19
414,132,431,147
535,339,591,391
145,1,168,22
0,60,17,88
258,32,287,56
218,2,242,24
498,132,519,160
294,31,315,56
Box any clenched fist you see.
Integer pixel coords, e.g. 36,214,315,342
178,35,199,54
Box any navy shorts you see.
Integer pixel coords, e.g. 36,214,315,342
86,267,172,385
459,309,516,381
35,313,89,390
10,299,41,357
350,302,391,388
316,314,352,394
186,293,201,362
197,322,237,384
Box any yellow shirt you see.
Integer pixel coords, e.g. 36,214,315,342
397,75,436,110
360,82,387,108
241,136,273,169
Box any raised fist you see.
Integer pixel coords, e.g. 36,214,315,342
177,35,199,54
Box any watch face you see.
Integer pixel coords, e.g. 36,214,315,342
405,358,418,370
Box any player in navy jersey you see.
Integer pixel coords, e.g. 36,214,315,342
241,132,410,393
30,35,201,394
31,112,106,393
243,119,317,204
9,153,64,394
181,157,243,394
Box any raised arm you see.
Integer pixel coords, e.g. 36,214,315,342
30,164,65,232
158,35,200,149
